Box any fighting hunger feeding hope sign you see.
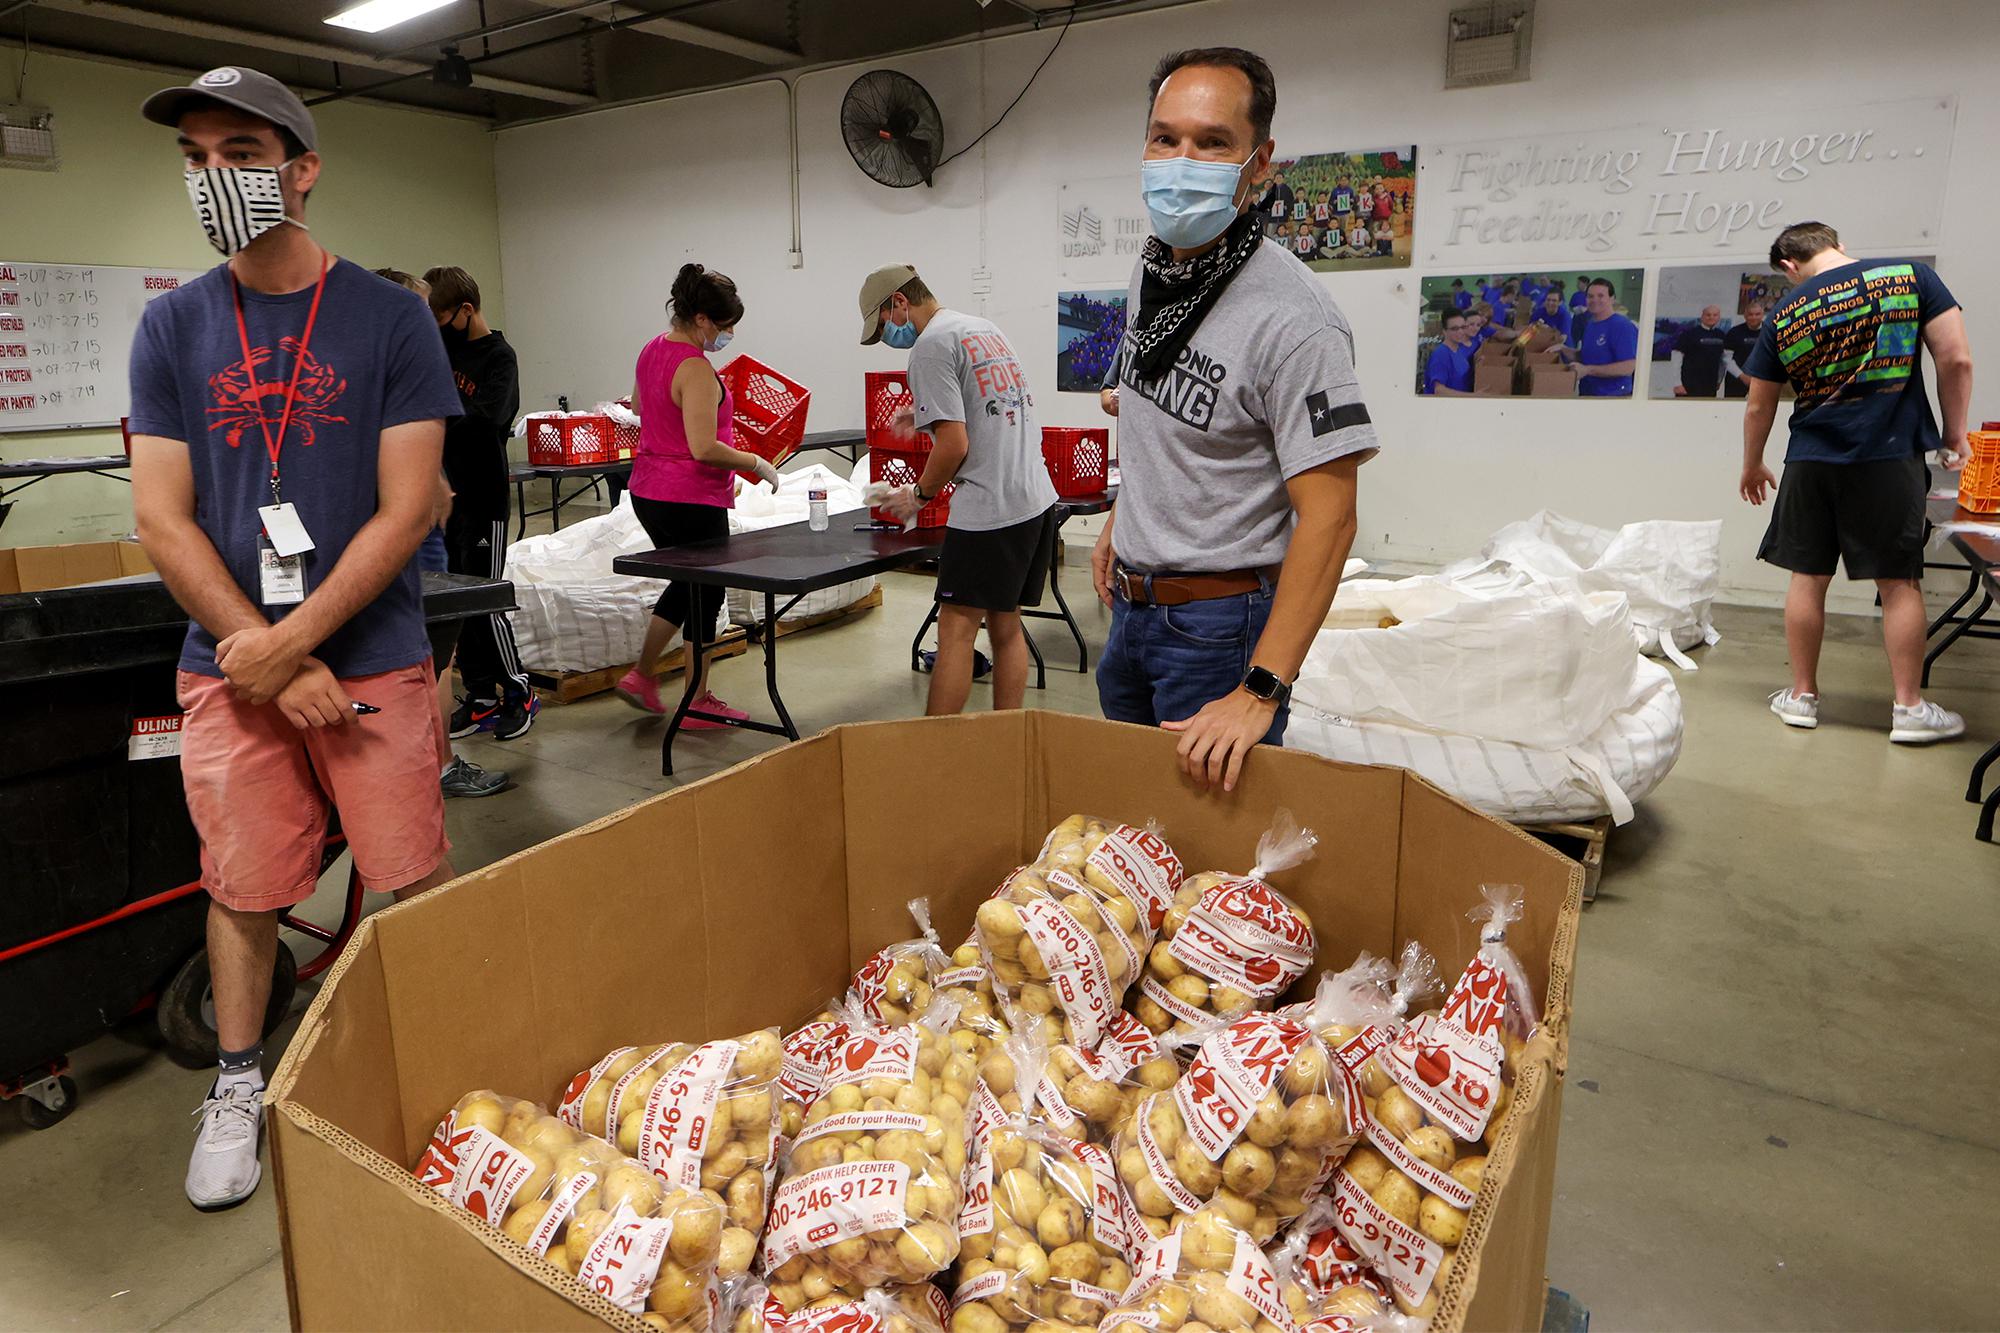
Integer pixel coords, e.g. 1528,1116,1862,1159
1419,97,1954,265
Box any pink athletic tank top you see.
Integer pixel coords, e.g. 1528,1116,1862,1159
630,334,735,507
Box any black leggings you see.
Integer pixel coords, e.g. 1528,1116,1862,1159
631,495,728,636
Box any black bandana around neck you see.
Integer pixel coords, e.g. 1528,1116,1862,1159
1129,210,1264,379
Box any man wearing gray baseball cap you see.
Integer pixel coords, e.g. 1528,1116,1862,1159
127,67,466,1211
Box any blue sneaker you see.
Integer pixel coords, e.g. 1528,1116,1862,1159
449,696,499,738
492,692,539,741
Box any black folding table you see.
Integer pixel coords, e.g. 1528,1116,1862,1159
612,521,945,775
0,455,131,531
509,460,634,539
1924,500,2000,841
794,430,867,465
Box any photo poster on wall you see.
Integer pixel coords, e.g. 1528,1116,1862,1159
1056,289,1127,394
1415,267,1645,398
1646,255,1935,400
1254,147,1417,272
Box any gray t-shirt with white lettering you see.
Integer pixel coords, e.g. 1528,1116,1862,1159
907,309,1057,532
1108,239,1378,572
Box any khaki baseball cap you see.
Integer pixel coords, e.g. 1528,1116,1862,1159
143,66,318,154
857,263,918,346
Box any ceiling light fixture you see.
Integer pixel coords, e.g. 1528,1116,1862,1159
325,0,458,35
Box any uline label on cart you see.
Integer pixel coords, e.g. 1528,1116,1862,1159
128,714,183,760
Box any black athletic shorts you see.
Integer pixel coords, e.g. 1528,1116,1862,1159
1757,454,1929,581
937,507,1058,612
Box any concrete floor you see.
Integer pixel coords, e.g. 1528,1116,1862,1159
2,552,1996,1331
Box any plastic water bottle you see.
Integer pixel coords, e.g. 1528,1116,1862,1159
808,487,828,532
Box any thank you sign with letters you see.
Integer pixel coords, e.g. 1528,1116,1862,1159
1420,97,1953,264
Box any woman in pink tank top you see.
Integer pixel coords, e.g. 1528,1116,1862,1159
616,264,781,722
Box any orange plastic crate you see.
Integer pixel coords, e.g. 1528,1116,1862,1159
525,414,617,466
871,437,953,528
1041,426,1110,498
1960,428,2000,515
720,355,811,482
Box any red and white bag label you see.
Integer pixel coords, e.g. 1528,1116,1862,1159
1034,1066,1079,1132
953,1267,1012,1307
1086,825,1183,928
1174,1015,1312,1161
1055,868,1142,984
1329,1170,1444,1307
921,1284,954,1330
1127,1228,1184,1302
604,1043,680,1144
1359,1110,1476,1212
558,1046,638,1130
1227,1231,1298,1333
790,1299,884,1333
414,1108,471,1193
445,1126,536,1223
1331,1026,1395,1138
958,1081,1006,1240
1072,1140,1131,1257
1077,1010,1166,1083
1296,1224,1388,1305
1167,878,1316,1000
761,1159,911,1270
579,1203,677,1314
848,950,898,1021
1378,1011,1502,1143
639,1038,740,1191
1016,895,1115,1049
1134,1100,1204,1215
796,1109,928,1147
936,964,989,990
1139,975,1209,1028
781,1021,849,1106
525,1168,598,1257
822,1026,921,1085
1443,950,1533,1046
128,713,183,760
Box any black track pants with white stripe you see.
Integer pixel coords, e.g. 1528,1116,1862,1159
445,509,530,704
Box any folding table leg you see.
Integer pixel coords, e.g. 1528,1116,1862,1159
764,591,799,740
1969,736,2000,804
1979,785,2000,844
1929,567,1980,638
1923,592,1992,688
661,611,706,777
1045,547,1089,672
1025,621,1046,691
911,601,941,672
515,479,528,541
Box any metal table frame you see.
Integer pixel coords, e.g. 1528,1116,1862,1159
0,455,131,530
612,522,947,775
510,460,634,540
795,430,867,465
1923,499,2000,842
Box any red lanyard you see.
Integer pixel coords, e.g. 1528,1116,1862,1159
231,253,329,503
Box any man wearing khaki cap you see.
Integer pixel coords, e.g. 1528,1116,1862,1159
859,263,1057,716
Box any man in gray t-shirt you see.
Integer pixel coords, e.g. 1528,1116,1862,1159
859,263,1058,718
1095,48,1378,792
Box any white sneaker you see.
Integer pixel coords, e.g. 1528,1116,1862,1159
186,1078,264,1210
1890,699,1965,744
1769,688,1820,729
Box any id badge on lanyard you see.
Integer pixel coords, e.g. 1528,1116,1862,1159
233,254,329,608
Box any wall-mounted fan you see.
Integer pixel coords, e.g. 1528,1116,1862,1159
840,70,944,189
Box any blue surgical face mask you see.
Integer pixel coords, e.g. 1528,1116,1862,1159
1140,151,1256,249
882,313,918,350
707,329,734,353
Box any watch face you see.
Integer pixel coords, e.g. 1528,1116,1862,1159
1245,667,1282,700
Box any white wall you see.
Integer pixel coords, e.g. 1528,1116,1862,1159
495,0,1997,611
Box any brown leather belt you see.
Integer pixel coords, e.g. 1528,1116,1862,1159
1114,565,1276,606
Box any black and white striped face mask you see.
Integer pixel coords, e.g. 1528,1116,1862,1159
185,161,304,256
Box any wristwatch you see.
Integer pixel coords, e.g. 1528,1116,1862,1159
913,484,932,503
1242,666,1291,707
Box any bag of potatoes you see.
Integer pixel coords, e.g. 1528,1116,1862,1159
781,1013,857,1144
974,816,1183,1050
1270,1198,1410,1333
1035,1009,1181,1148
953,1019,1136,1333
413,1089,727,1324
1134,811,1319,1038
762,996,970,1293
846,900,952,1028
1116,1009,1348,1245
1099,1210,1306,1333
554,1028,781,1262
1324,887,1536,1324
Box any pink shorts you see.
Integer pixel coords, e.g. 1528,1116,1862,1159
177,663,451,912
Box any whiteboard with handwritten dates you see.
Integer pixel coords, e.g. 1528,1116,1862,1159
0,260,208,433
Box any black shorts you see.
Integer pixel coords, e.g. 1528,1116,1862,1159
937,508,1058,612
1757,454,1929,581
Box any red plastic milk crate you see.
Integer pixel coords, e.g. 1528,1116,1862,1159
1041,427,1110,498
865,370,914,447
871,438,954,528
525,414,617,466
720,355,811,481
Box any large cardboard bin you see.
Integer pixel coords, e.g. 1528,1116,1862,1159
268,712,1582,1332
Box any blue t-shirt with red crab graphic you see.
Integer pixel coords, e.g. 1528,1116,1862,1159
128,258,461,679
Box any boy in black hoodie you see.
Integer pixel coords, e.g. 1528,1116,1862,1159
424,266,534,739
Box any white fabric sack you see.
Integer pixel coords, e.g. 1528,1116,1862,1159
1293,576,1641,751
1287,657,1682,825
1446,510,1723,669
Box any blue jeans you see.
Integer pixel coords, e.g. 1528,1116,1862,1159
1097,582,1287,744
417,526,449,574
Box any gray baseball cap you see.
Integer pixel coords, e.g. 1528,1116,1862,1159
142,66,318,153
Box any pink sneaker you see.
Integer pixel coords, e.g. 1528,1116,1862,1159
615,669,663,715
686,692,750,729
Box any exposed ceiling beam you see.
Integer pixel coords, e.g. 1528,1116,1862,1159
31,0,598,105
531,2,799,66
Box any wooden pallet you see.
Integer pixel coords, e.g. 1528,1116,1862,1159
1521,815,1611,903
528,586,884,705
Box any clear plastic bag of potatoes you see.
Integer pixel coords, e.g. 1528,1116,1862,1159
974,816,1183,1049
1098,1210,1306,1333
1133,811,1318,1038
1035,1009,1181,1148
781,1012,856,1144
1116,1008,1349,1243
953,1019,1136,1333
846,900,953,1028
762,995,970,1291
1270,1199,1415,1333
1323,887,1535,1324
553,1028,781,1267
412,1089,727,1323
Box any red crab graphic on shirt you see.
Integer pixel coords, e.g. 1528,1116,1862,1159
206,337,349,450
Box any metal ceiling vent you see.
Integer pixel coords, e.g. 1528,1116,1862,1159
1445,2,1533,89
0,103,57,170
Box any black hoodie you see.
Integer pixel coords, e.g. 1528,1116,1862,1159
441,328,520,523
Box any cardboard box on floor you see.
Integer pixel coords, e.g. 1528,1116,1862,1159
268,712,1582,1333
0,539,154,594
